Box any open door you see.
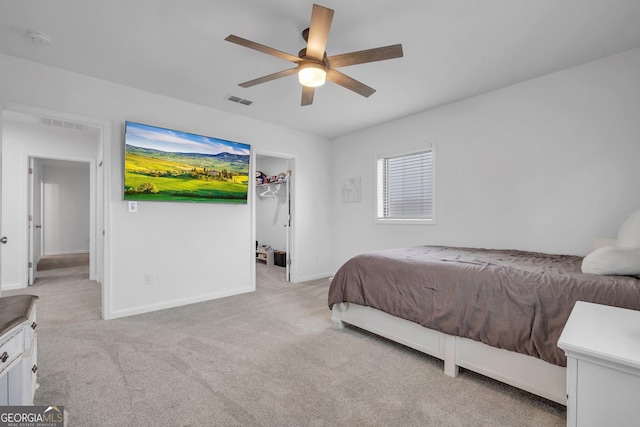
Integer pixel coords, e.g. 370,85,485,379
27,157,43,285
284,163,292,282
27,157,35,284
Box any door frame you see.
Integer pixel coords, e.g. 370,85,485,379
1,103,112,319
252,149,296,284
28,156,94,283
27,157,36,285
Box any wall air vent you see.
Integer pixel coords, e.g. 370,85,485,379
224,94,253,106
37,116,89,132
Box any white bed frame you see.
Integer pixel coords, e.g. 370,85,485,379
331,302,567,405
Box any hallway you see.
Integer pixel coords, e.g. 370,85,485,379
5,253,101,324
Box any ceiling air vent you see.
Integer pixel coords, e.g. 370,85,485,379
224,94,253,106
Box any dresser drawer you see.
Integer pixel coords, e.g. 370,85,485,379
25,306,37,355
0,329,24,376
30,339,38,398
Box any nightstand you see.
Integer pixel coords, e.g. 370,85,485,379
558,301,640,427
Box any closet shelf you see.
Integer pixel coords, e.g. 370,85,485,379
256,170,290,186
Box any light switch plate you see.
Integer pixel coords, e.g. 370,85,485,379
128,201,138,212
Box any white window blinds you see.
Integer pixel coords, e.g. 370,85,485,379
376,149,434,222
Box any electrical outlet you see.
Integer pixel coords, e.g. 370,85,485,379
144,273,154,285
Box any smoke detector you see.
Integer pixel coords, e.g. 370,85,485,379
28,32,52,46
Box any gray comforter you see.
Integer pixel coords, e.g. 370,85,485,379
328,246,640,366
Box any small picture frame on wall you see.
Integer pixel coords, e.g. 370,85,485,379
341,177,361,203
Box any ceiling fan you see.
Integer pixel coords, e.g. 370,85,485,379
225,4,403,106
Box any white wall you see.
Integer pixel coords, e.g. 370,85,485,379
256,156,289,251
1,121,98,288
0,53,333,318
42,164,90,255
331,48,640,269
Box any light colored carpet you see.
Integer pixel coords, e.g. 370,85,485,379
37,253,91,271
17,254,102,325
4,259,566,426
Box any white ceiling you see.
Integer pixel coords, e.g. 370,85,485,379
1,0,640,139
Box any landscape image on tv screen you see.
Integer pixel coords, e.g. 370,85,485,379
124,121,250,204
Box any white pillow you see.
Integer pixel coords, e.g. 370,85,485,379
581,245,640,276
617,210,640,248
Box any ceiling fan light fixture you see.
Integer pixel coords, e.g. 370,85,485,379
298,62,326,87
225,4,403,106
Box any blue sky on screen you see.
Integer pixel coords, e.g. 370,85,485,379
125,122,250,156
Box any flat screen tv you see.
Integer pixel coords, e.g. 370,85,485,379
123,121,250,204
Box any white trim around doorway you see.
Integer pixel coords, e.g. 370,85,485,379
1,103,112,320
252,149,296,285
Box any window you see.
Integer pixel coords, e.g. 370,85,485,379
376,144,435,224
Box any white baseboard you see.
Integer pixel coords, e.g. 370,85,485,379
1,283,26,291
108,286,255,319
44,250,89,256
293,272,333,283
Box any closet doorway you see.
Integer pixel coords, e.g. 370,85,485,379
255,153,293,283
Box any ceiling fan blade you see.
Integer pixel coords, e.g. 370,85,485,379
301,86,315,106
327,44,404,68
225,35,301,63
326,69,376,98
239,68,298,88
306,4,334,60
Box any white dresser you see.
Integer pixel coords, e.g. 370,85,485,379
558,301,640,427
0,295,39,405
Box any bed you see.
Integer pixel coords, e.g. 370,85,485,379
328,246,640,404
